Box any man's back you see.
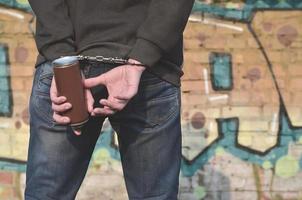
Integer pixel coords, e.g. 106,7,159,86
29,0,194,86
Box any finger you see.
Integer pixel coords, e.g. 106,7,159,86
73,129,82,136
104,105,112,110
52,96,67,105
115,89,137,101
50,78,67,104
92,107,116,116
84,75,106,88
52,102,72,113
53,112,70,124
85,89,94,113
99,98,125,111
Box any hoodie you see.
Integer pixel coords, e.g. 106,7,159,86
28,0,195,86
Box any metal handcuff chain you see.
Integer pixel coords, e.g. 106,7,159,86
76,55,146,66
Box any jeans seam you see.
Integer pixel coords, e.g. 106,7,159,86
25,193,58,200
130,191,171,200
136,102,179,134
139,81,173,90
32,94,56,127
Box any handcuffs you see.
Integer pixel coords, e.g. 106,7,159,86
76,55,145,66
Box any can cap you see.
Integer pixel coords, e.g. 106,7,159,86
52,56,78,67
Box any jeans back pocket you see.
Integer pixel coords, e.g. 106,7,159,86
30,61,55,126
130,76,180,129
35,61,54,96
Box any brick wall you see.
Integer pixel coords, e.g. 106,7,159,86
179,9,302,199
0,1,302,200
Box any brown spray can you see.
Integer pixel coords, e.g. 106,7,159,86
52,56,89,131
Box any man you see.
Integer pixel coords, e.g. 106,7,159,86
25,0,194,199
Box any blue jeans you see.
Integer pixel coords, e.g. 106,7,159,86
25,60,182,200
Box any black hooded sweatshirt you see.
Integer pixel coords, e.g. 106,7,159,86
28,0,195,86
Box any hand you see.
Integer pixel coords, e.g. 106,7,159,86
84,59,145,116
50,75,94,135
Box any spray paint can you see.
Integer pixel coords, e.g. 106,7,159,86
52,56,89,131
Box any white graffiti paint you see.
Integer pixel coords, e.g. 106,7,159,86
189,15,244,32
270,113,279,134
203,68,210,95
208,95,229,101
0,8,24,19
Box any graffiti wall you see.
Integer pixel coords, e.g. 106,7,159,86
0,0,301,199
179,1,302,199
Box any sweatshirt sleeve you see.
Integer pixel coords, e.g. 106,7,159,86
28,0,77,61
127,0,194,68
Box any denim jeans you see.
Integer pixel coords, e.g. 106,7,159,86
25,60,182,200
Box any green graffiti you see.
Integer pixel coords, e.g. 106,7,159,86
92,148,111,165
15,0,28,5
262,160,273,169
0,0,31,11
298,136,302,144
252,164,262,200
275,155,299,178
194,186,207,199
215,146,225,156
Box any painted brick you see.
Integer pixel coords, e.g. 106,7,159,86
10,79,25,91
268,51,283,63
249,90,273,105
292,92,302,106
181,92,207,106
252,77,276,90
288,63,302,76
0,133,11,157
252,131,277,152
272,64,287,78
206,108,222,119
11,133,29,160
0,187,15,200
227,37,247,49
181,61,204,80
184,51,209,64
0,172,13,185
241,50,266,64
238,132,253,146
10,66,34,77
240,120,269,131
230,91,250,105
204,36,227,49
290,78,302,90
184,38,202,50
233,54,244,64
24,77,34,91
280,50,298,64
181,80,206,93
12,92,29,106
247,38,260,48
222,106,261,118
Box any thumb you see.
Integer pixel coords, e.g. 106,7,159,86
83,75,106,88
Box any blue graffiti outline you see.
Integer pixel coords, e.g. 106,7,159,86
0,0,31,11
181,4,302,176
192,0,302,22
181,103,302,176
